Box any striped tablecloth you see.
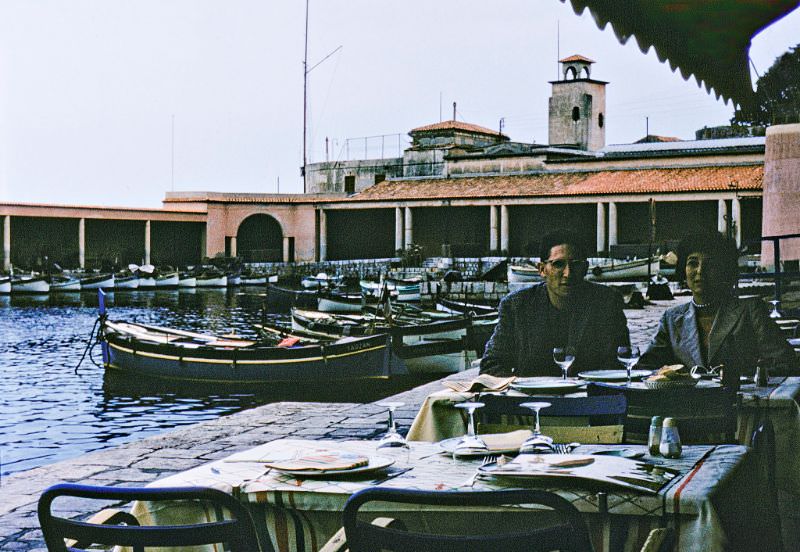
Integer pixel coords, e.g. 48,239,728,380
133,438,774,552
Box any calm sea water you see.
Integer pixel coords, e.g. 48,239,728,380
0,289,422,477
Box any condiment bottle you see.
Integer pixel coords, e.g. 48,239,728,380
755,360,769,387
659,417,682,459
648,416,663,456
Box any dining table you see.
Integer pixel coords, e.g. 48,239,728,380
130,437,775,552
406,373,800,548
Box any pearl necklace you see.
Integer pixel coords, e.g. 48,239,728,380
691,298,716,309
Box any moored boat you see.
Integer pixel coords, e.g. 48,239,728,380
301,272,342,289
80,273,115,290
435,297,498,317
195,268,227,288
114,272,140,289
507,264,543,283
98,297,397,385
11,274,50,294
178,272,197,287
265,283,319,310
155,271,180,288
587,256,661,281
0,276,10,294
317,290,381,313
136,264,157,288
360,278,421,302
48,275,81,292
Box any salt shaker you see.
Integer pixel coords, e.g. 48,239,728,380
659,417,682,459
648,416,663,456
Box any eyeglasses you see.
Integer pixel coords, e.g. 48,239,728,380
543,259,588,272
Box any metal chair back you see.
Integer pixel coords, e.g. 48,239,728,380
38,484,261,552
343,487,594,552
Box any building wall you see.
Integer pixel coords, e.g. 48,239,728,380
412,206,490,258
326,209,395,260
9,217,80,268
548,80,606,151
150,221,206,266
507,203,596,257
762,124,800,264
403,149,446,177
447,154,547,176
84,219,146,268
306,158,403,194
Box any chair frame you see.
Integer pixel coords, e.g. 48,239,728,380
342,487,594,552
38,483,261,552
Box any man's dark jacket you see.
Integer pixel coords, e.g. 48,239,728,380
481,282,630,377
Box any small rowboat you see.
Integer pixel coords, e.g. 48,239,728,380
587,256,661,281
12,274,50,294
265,283,319,310
317,290,382,313
81,273,115,290
178,273,197,287
195,269,227,288
49,275,81,292
360,278,421,302
507,264,542,283
155,271,180,288
114,272,140,289
0,276,10,294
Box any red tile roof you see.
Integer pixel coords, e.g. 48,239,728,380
410,120,503,137
559,54,595,63
349,165,762,202
635,135,682,143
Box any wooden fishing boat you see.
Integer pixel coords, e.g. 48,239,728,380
98,299,397,385
359,278,421,302
155,271,180,288
435,297,498,317
178,272,197,287
0,275,10,294
587,256,661,281
81,273,115,290
265,283,319,310
290,307,488,374
114,271,140,289
317,290,381,313
195,268,227,288
48,274,82,292
301,272,342,289
507,264,542,283
11,274,50,294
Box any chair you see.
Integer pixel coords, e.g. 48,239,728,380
342,487,594,552
38,484,261,552
478,394,628,444
586,382,738,444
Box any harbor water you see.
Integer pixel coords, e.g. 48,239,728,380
0,288,430,477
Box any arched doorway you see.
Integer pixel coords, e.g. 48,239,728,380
236,214,283,262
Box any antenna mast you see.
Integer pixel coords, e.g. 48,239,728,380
302,0,309,194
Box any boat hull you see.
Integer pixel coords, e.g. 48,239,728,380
240,276,267,286
155,273,180,288
178,276,197,288
266,283,318,309
507,265,543,283
196,275,227,287
50,278,81,292
114,275,140,289
11,277,50,294
102,322,393,384
81,274,115,290
0,277,10,294
360,280,421,302
587,257,661,281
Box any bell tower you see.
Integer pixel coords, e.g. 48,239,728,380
548,55,607,151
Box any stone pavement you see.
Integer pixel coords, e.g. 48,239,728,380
0,296,685,550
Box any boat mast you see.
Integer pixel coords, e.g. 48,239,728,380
302,0,309,194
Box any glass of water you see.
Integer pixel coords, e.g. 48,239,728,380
376,401,409,449
617,345,641,385
553,346,576,380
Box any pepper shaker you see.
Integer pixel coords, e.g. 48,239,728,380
648,416,663,456
659,417,682,459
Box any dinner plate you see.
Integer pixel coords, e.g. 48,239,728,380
270,455,394,477
510,379,584,394
438,437,519,456
578,369,651,382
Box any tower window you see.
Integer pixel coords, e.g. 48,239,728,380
344,175,355,194
572,107,580,121
598,113,604,128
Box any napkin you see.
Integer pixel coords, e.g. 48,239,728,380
479,429,533,452
264,449,369,472
443,374,515,393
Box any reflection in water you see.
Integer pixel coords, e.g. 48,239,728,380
0,289,430,477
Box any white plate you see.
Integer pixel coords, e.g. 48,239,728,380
438,437,519,456
271,455,394,477
510,379,583,394
578,369,652,382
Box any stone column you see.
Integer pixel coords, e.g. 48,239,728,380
500,205,509,252
596,202,606,254
78,218,86,269
283,237,291,263
731,196,742,248
144,220,151,265
608,202,618,247
489,205,499,252
762,124,800,265
404,207,413,247
319,209,328,261
3,215,10,271
229,236,237,258
395,207,404,251
717,199,728,235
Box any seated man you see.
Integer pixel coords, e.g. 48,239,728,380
639,230,797,375
481,230,630,377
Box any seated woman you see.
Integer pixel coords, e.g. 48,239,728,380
640,231,797,376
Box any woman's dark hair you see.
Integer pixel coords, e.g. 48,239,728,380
539,230,587,260
676,230,739,287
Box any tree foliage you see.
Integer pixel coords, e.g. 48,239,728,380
732,44,800,126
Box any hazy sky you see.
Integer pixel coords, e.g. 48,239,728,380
1,1,798,208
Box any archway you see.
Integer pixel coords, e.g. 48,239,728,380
236,214,283,262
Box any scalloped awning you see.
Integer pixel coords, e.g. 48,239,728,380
561,0,800,107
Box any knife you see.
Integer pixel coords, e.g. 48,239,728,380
370,467,413,485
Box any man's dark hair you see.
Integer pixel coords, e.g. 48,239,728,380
539,230,587,260
676,230,739,287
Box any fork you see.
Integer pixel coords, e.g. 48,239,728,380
462,455,497,487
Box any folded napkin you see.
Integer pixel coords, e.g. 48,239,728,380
265,449,369,472
479,429,533,452
443,374,515,393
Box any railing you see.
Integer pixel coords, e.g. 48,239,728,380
740,233,800,303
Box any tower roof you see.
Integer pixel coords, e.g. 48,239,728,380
410,120,504,137
559,54,595,63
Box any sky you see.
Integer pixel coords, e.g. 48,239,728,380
1,1,798,208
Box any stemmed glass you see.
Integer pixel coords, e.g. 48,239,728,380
519,402,553,454
376,401,409,449
453,401,488,455
617,345,641,386
768,300,781,319
553,346,576,380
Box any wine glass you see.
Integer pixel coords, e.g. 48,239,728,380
519,402,553,454
553,346,576,380
453,401,488,455
376,401,409,449
617,345,641,386
768,300,781,319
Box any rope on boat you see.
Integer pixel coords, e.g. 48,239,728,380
73,314,104,375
